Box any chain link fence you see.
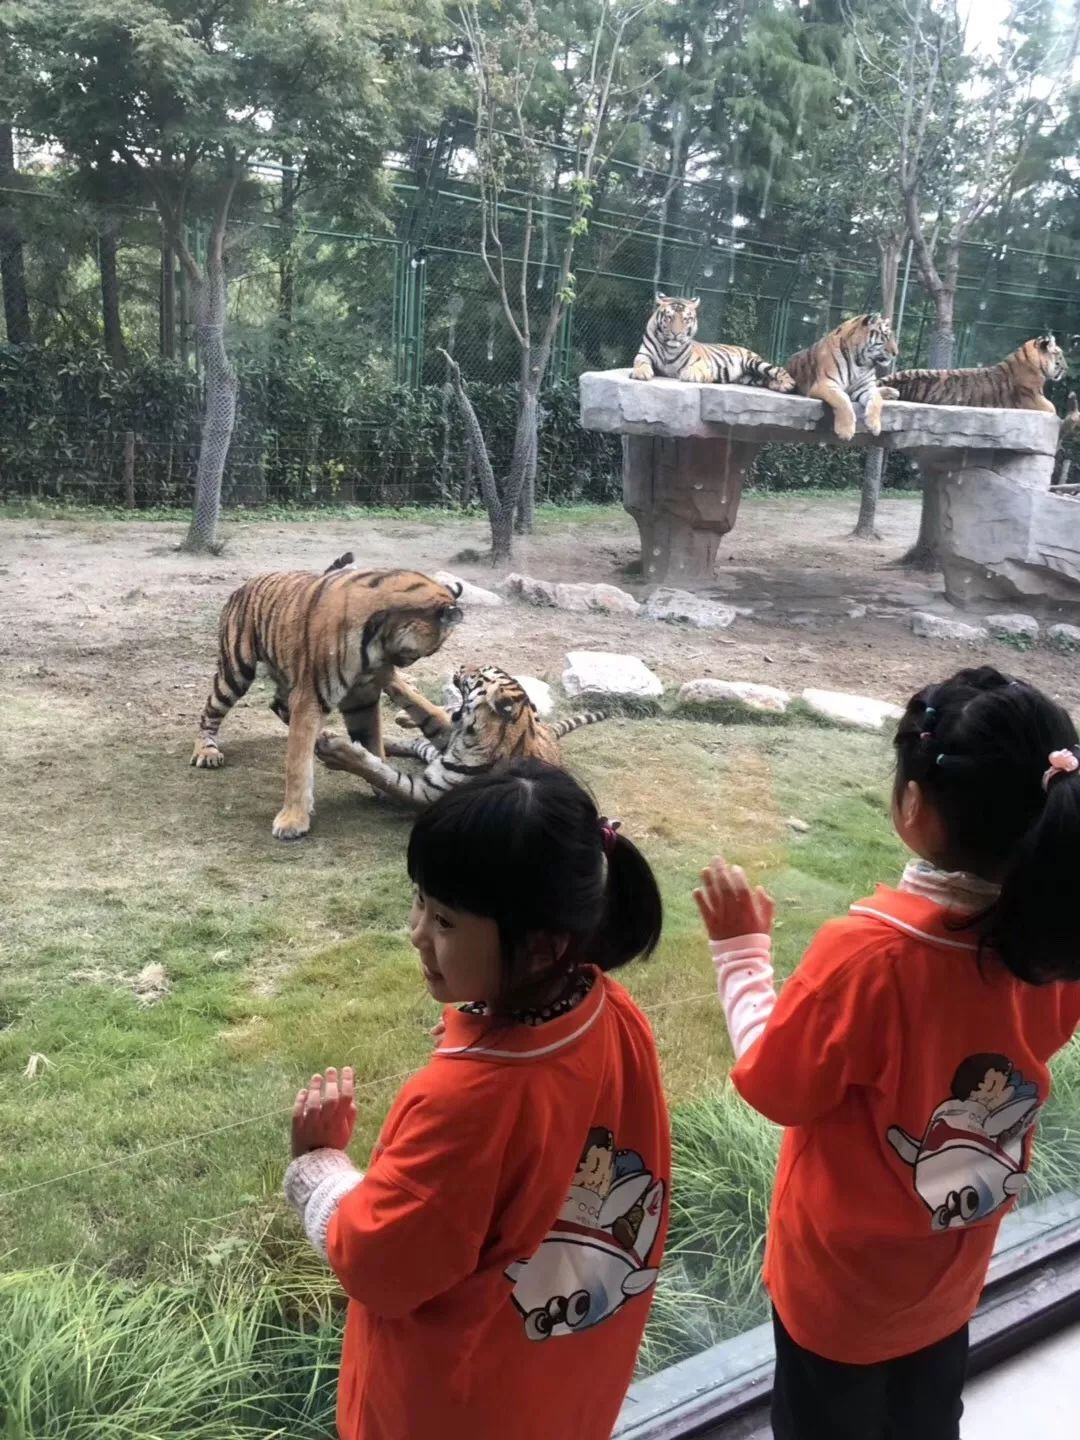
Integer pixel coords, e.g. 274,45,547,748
1,161,1078,508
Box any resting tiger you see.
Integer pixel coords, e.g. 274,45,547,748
314,664,606,809
190,561,463,839
888,335,1066,411
631,294,795,391
786,313,899,440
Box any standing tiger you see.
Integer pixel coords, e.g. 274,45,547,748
314,664,607,809
786,313,899,440
190,562,463,839
888,335,1066,411
631,294,795,390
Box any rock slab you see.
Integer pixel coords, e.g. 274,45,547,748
503,573,641,616
1048,623,1080,652
801,688,903,733
985,612,1040,643
433,570,504,607
912,612,991,642
677,679,791,715
562,651,664,702
643,589,738,629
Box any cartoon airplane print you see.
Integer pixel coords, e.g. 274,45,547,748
887,1052,1043,1232
505,1127,666,1341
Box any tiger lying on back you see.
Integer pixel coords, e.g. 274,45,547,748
190,558,463,839
631,294,795,390
786,313,899,440
888,335,1066,411
314,664,606,808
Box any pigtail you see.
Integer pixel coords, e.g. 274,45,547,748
594,831,663,973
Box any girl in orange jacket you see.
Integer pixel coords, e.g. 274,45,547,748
285,759,671,1440
697,666,1080,1440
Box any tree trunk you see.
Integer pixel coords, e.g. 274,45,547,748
183,249,237,553
510,382,539,538
0,124,31,345
122,430,136,508
438,347,506,560
160,237,176,359
99,214,127,366
854,450,886,540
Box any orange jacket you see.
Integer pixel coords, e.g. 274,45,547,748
326,969,670,1440
733,884,1080,1364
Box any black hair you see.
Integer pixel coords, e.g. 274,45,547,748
950,1053,1012,1100
406,759,662,1012
894,666,1080,983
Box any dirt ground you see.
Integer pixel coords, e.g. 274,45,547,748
3,495,1079,735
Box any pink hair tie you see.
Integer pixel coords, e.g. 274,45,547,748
599,818,621,856
1042,749,1080,792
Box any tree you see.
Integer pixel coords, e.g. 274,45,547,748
10,0,445,549
456,0,657,560
0,28,31,345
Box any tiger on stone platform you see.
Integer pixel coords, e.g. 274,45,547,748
631,294,795,390
785,312,899,441
314,664,606,808
190,559,463,839
888,335,1066,411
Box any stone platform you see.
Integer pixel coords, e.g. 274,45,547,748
579,369,1076,604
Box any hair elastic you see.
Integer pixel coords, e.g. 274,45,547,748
1042,748,1080,792
599,817,621,856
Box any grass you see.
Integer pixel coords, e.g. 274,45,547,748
2,685,1079,1434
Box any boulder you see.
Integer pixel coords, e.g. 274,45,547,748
503,573,641,616
801,688,903,733
985,612,1040,644
562,651,664,703
677,679,791,716
912,612,990,642
1048,622,1080,653
643,588,737,629
433,570,504,607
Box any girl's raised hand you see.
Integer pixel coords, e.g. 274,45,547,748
694,857,775,943
291,1065,356,1157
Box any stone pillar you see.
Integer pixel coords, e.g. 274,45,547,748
623,435,759,583
919,447,1062,606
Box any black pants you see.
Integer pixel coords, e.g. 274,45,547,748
770,1307,969,1440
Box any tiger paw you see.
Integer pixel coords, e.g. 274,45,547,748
191,740,225,769
879,386,899,399
866,418,883,437
774,374,797,393
834,417,856,441
630,362,654,380
272,806,311,841
314,729,353,771
394,709,419,731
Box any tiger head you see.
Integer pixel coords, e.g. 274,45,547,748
450,664,536,734
383,580,463,667
1030,334,1067,382
845,313,898,369
651,294,701,342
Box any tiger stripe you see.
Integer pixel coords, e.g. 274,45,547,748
190,559,463,839
316,665,609,809
888,336,1066,411
631,295,795,391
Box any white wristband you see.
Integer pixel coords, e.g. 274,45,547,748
284,1148,364,1259
709,934,776,1059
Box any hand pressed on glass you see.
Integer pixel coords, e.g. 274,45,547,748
291,1065,356,1157
694,856,775,942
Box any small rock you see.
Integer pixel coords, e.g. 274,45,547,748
433,570,504,607
801,688,904,733
985,612,1039,644
642,588,737,629
912,612,990,642
1048,622,1080,653
677,679,791,715
133,962,170,1006
787,816,810,834
503,573,640,616
562,651,663,702
846,605,868,620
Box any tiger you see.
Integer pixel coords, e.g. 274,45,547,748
190,563,464,840
1052,391,1080,487
785,313,899,441
888,335,1066,411
631,294,796,391
313,664,607,809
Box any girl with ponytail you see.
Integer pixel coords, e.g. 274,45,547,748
695,667,1080,1440
284,759,670,1440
